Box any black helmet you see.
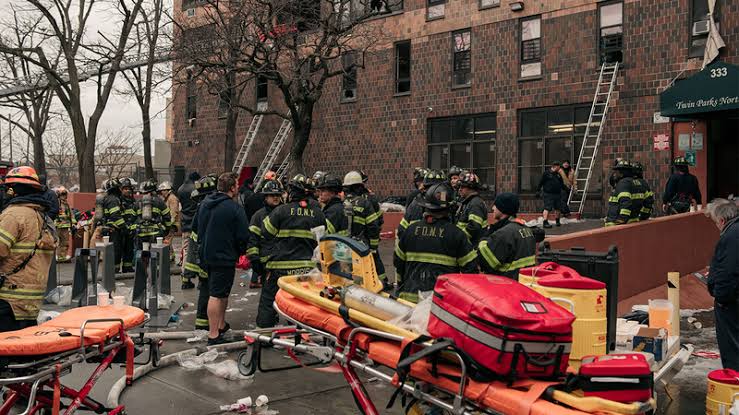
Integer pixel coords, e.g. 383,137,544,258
140,179,158,194
261,179,284,195
119,178,133,189
458,172,481,190
448,165,463,178
315,174,342,191
613,159,633,171
418,182,454,211
106,178,121,190
632,161,644,178
288,174,311,193
673,156,689,167
193,176,217,198
422,169,445,187
311,171,327,186
413,167,428,184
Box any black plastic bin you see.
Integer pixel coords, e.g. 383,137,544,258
537,241,619,351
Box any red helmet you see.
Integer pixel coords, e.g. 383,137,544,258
5,166,42,189
264,171,277,181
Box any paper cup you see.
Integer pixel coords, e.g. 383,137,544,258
103,236,110,244
97,292,110,306
156,237,164,245
113,296,125,306
142,242,150,251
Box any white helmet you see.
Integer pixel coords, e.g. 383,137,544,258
343,171,363,187
157,181,173,192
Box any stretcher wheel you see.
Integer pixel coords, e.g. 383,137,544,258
237,348,256,377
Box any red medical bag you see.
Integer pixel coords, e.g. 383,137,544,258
578,354,653,403
427,274,575,380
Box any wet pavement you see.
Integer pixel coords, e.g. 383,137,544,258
30,234,721,414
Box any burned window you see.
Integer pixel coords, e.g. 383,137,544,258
395,41,411,94
186,75,197,121
689,0,721,58
599,2,623,64
341,52,357,102
256,76,268,104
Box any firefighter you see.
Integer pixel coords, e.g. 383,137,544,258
663,156,702,215
158,181,180,266
358,170,386,282
119,178,137,272
405,167,428,208
397,170,445,239
448,165,463,191
605,160,635,227
178,172,200,269
343,171,381,252
454,172,488,245
95,178,125,269
317,174,348,236
135,180,172,250
632,162,654,221
627,165,646,224
257,174,326,328
394,182,478,303
183,175,217,330
312,171,327,203
246,180,284,290
478,193,536,280
54,186,76,262
0,167,58,331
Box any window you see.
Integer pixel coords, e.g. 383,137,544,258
395,41,411,94
479,0,499,9
334,0,402,26
427,114,497,190
256,75,268,104
181,0,206,11
452,29,471,87
689,0,720,58
520,16,542,78
517,105,603,193
427,0,445,20
186,75,197,121
599,2,623,64
341,53,357,102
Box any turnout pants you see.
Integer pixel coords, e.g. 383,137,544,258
195,276,210,330
256,268,313,328
57,228,70,260
0,300,35,333
715,301,739,371
122,232,135,271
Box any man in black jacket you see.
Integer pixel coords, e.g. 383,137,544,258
537,162,564,228
257,174,326,328
663,157,702,214
194,172,249,345
246,180,284,289
706,199,739,370
454,172,488,245
317,174,348,236
605,160,635,227
177,172,200,270
405,167,427,208
478,193,536,279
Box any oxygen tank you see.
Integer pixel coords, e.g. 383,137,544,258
141,193,153,221
341,285,411,321
343,199,354,236
93,193,105,223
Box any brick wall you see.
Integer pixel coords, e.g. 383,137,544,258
171,0,739,215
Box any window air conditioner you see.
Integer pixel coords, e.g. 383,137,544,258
186,8,195,18
692,20,710,36
188,118,196,127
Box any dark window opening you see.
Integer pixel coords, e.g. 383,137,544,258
689,0,721,58
341,53,357,102
256,76,268,104
520,16,542,78
599,2,623,64
186,75,197,121
517,105,603,193
452,29,471,87
427,0,445,20
427,114,497,193
395,41,411,94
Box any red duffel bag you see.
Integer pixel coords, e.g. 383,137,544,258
428,273,576,381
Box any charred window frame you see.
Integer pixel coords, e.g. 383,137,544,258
452,29,471,87
186,74,197,121
341,52,357,102
598,1,623,64
256,75,268,105
395,41,411,95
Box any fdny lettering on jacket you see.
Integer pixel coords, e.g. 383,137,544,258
290,207,315,217
414,225,445,238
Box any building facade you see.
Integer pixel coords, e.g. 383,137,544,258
170,0,739,215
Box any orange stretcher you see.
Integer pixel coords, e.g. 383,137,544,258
240,291,655,415
0,305,153,415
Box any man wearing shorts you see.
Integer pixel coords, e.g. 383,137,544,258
537,161,564,228
194,172,249,345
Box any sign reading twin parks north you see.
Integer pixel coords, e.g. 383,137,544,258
660,60,739,117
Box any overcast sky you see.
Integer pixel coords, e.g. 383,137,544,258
0,0,169,157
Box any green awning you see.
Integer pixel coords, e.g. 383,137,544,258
660,60,739,117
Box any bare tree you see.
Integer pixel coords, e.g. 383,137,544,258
175,0,393,173
118,0,170,179
44,123,77,187
0,11,59,176
95,128,143,180
0,0,145,192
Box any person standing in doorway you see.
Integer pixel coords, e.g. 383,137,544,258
706,199,739,370
194,172,249,345
559,160,575,218
537,161,564,228
663,157,702,214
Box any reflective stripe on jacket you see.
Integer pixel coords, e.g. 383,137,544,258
477,218,536,280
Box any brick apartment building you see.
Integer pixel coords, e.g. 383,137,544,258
169,0,739,215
